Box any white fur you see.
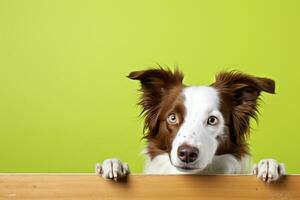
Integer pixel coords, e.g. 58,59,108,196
144,154,182,174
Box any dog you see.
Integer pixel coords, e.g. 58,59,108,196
95,68,285,182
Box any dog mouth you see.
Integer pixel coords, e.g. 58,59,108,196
173,164,200,171
171,159,205,172
177,166,197,170
169,154,205,172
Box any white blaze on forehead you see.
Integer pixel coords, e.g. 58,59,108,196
173,85,222,145
182,86,220,131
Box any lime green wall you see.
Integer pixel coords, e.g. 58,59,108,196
0,0,299,173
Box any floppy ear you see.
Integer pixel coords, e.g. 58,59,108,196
128,68,183,92
212,71,275,142
128,68,184,138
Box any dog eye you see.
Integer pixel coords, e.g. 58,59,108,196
167,113,179,125
207,116,218,126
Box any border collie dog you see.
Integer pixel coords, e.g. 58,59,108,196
96,68,285,182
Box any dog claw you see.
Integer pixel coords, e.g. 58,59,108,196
95,163,102,175
262,172,267,181
268,174,273,179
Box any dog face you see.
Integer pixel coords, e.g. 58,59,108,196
169,86,225,172
128,68,275,172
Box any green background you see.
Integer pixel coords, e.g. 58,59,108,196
0,0,299,173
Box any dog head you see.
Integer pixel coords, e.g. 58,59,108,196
128,68,275,172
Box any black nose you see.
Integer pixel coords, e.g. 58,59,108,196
177,144,199,163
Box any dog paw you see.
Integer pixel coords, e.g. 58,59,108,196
253,159,285,182
95,158,130,181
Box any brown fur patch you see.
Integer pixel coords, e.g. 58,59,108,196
146,87,185,159
212,71,275,158
128,68,185,159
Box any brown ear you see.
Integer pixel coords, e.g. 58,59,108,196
128,67,184,138
212,71,275,142
128,68,183,91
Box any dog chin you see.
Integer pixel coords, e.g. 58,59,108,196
173,164,206,173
